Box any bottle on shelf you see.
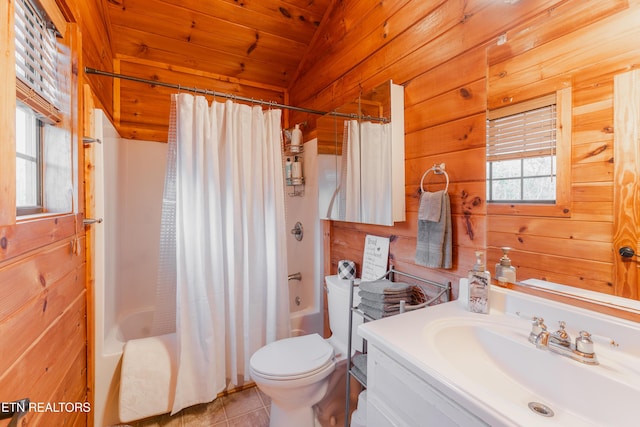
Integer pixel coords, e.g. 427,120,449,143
291,156,303,185
285,157,293,185
290,123,303,152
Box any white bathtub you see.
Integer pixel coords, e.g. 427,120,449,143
93,110,170,426
290,306,324,337
103,308,156,355
95,308,158,426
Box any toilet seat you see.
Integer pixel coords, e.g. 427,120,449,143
250,333,334,380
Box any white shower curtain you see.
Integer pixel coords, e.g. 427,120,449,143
170,93,290,413
343,120,392,224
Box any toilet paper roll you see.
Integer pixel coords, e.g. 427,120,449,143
337,260,356,280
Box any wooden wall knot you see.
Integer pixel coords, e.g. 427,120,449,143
459,87,472,99
279,7,292,18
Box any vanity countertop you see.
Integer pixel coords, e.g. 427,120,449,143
358,283,640,427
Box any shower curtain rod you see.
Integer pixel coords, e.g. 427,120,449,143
84,67,388,122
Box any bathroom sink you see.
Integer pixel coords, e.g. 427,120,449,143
422,317,640,426
359,283,640,427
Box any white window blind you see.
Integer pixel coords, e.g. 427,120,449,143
14,0,61,123
487,94,556,162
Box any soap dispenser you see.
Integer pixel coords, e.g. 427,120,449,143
495,246,516,283
468,251,490,314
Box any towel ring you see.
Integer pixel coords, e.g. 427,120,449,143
420,164,449,193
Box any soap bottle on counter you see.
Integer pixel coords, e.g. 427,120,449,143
495,247,516,283
468,251,490,314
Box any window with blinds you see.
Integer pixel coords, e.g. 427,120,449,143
486,94,557,203
15,0,61,123
14,0,63,216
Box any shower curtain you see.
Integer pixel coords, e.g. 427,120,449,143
164,93,290,413
343,120,392,224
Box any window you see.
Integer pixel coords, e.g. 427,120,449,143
487,94,557,203
15,103,43,215
486,89,571,217
14,0,70,217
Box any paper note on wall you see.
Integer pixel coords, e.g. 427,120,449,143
361,235,390,281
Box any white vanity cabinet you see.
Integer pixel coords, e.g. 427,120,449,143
365,345,487,427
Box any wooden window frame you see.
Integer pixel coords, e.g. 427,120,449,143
487,87,572,217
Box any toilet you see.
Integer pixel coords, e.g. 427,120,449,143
249,275,363,427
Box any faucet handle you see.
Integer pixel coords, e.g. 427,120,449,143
528,317,547,344
533,317,546,331
551,321,571,347
576,330,595,355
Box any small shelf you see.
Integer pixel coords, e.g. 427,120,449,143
344,267,452,425
349,353,367,387
287,185,304,197
286,177,304,186
284,144,303,155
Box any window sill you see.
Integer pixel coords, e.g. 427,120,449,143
16,211,73,223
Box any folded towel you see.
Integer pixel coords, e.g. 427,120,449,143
358,302,400,320
119,333,177,423
359,299,403,312
415,192,452,269
351,353,367,382
358,290,412,304
358,279,411,295
418,190,444,222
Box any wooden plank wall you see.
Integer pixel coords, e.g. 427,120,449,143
288,0,640,299
0,3,88,425
485,0,640,296
64,0,115,122
111,57,287,142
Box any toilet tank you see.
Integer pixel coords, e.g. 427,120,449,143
325,275,364,355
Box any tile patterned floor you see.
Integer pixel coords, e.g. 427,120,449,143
128,386,271,427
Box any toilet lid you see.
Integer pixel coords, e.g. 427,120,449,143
250,333,334,379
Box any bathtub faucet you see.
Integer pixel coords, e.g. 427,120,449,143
288,272,302,281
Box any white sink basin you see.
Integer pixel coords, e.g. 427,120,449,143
359,283,640,427
423,316,640,426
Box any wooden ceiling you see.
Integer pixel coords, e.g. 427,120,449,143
103,0,333,90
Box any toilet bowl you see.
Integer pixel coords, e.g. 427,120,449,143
249,276,362,427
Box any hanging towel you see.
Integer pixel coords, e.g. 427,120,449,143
415,192,452,269
119,333,177,423
418,190,444,222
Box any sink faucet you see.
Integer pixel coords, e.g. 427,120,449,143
529,318,599,365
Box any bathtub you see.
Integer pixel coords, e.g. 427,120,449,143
103,308,156,355
290,306,324,337
286,138,325,339
95,307,158,426
93,110,170,426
